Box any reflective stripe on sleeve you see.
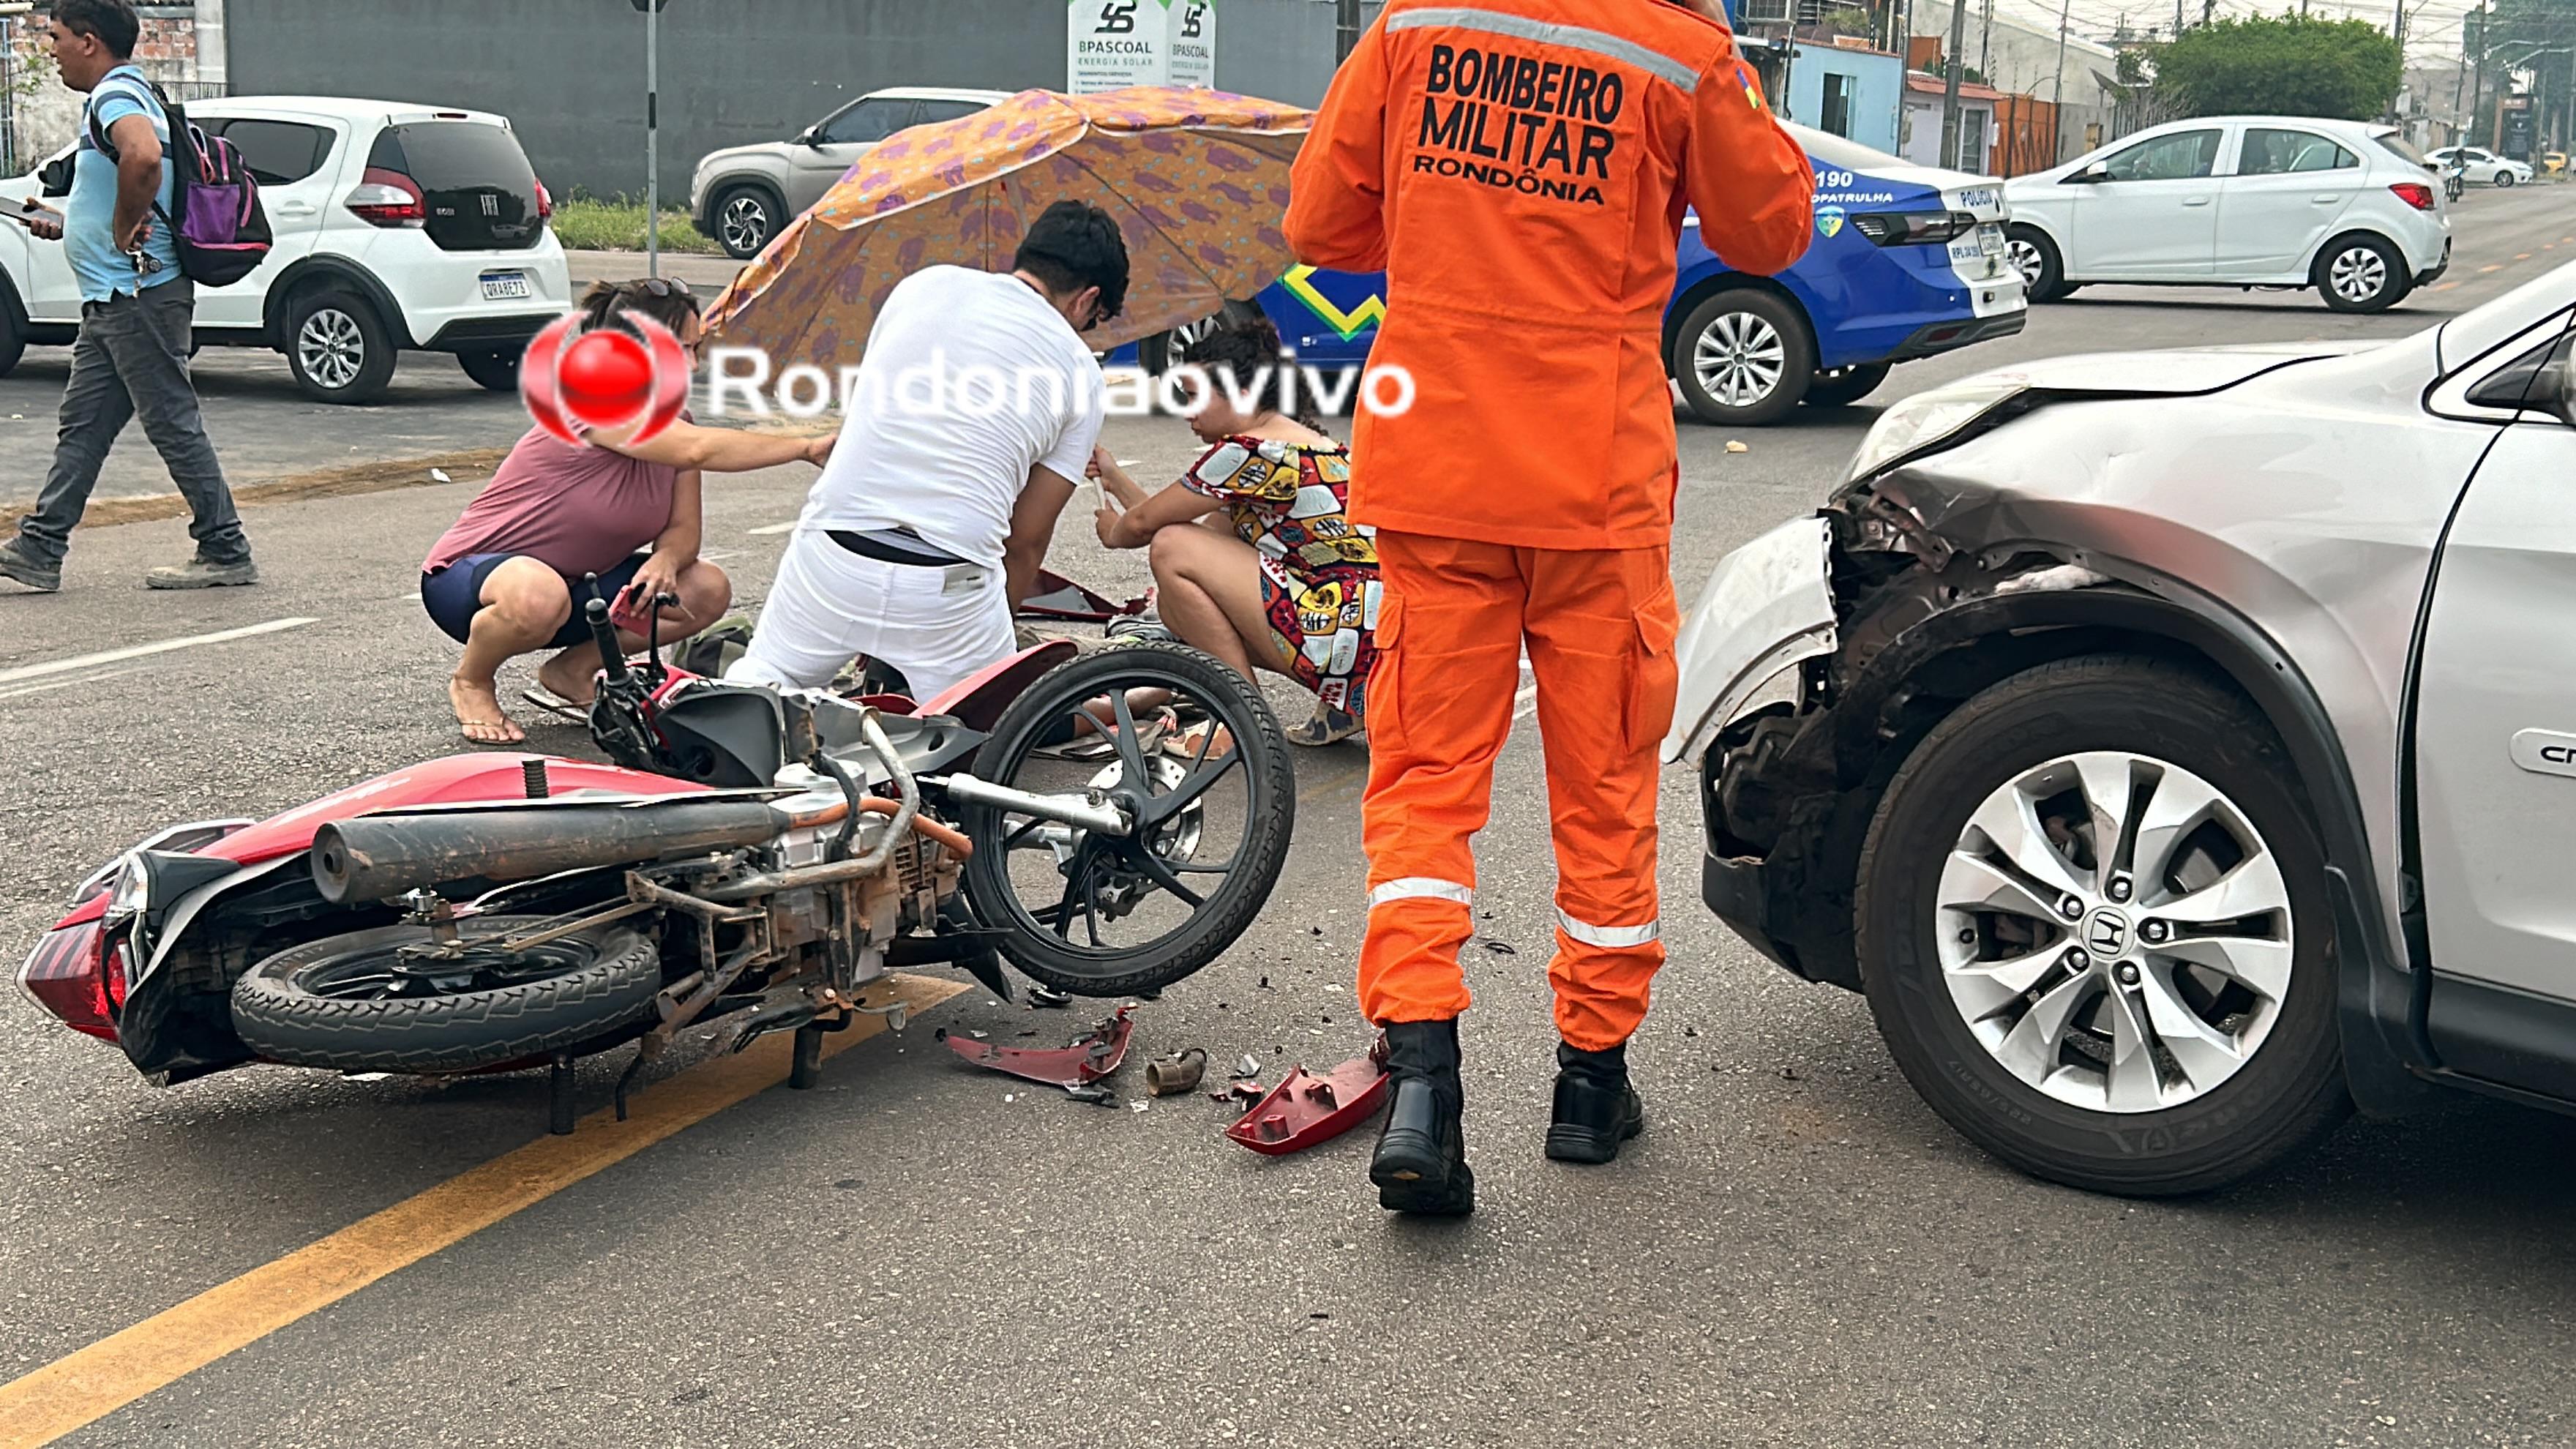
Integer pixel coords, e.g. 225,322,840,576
1370,877,1475,910
1385,7,1704,92
1557,910,1660,949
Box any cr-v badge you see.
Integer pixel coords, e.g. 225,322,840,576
2509,728,2576,779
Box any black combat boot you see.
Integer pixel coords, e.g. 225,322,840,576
1368,1018,1474,1216
1545,1039,1645,1164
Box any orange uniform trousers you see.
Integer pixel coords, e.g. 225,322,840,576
1357,531,1682,1052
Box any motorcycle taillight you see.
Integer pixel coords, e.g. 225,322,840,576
17,919,117,1042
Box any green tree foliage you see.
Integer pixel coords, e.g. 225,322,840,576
2150,15,2403,119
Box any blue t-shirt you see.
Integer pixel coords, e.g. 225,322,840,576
67,66,180,303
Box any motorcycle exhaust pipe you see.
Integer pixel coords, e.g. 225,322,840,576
312,799,798,905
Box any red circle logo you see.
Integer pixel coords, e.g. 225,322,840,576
517,310,689,446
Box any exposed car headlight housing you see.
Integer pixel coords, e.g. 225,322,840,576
1845,375,2029,484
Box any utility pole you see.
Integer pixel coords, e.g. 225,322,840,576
1940,0,1969,168
1978,0,1994,83
633,0,664,277
2472,5,2489,149
2051,0,2071,165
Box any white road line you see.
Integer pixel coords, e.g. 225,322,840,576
0,617,318,689
1513,684,1539,722
745,523,797,536
0,665,144,703
698,550,741,563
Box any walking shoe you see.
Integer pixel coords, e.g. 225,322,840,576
0,539,61,593
1368,1017,1475,1216
1545,1039,1645,1165
144,555,259,590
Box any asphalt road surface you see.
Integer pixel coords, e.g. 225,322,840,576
4,186,2576,1448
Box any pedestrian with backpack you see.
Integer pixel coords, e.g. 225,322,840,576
0,0,258,593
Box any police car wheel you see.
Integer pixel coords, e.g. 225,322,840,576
1671,289,1813,427
1802,362,1890,408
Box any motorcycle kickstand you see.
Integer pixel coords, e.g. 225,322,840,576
548,1053,577,1137
790,1021,827,1091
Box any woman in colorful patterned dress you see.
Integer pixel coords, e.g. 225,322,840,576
1090,317,1379,746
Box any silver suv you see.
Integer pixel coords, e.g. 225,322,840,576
688,87,1010,259
1665,263,2576,1195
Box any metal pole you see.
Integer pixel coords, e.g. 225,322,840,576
2045,0,2072,165
646,0,661,277
1977,0,1993,80
1941,0,1969,168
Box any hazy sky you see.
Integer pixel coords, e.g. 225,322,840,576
1952,0,2476,59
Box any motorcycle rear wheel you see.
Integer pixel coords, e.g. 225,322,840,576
958,642,1295,997
231,916,662,1074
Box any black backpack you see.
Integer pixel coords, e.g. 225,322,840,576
87,75,272,287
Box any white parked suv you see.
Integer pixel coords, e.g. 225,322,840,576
2004,116,2451,312
0,97,571,405
2425,144,2534,188
689,87,1011,259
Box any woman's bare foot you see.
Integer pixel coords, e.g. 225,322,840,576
533,653,599,708
449,675,525,745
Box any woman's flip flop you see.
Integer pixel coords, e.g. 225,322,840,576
519,685,589,723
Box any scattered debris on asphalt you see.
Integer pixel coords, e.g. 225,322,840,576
938,1007,1133,1090
1026,985,1074,1009
1726,439,1750,453
1063,1084,1116,1106
1225,1079,1267,1111
1145,1046,1209,1096
1231,1054,1262,1079
1481,939,1518,956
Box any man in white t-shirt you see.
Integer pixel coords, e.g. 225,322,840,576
728,201,1126,700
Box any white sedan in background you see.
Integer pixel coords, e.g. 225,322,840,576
2428,145,2535,187
2004,115,2452,312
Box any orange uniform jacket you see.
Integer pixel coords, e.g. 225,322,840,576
1287,0,1815,550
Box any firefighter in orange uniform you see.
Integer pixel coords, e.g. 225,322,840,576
1287,0,1813,1215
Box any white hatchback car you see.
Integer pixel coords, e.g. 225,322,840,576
2004,116,2450,312
2427,144,2535,188
0,97,571,404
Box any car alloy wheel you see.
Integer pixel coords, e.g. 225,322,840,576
1161,312,1218,372
1693,310,1786,408
2326,244,2389,305
719,193,772,255
2005,235,2047,288
296,307,367,392
1936,749,2293,1113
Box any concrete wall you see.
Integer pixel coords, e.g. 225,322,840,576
5,7,217,173
226,0,1371,202
1781,42,1901,154
1909,0,2120,167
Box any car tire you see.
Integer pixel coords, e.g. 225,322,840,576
1670,288,1813,427
1141,298,1267,381
1802,362,1892,408
2313,233,2410,313
0,299,24,380
2005,225,2075,303
1852,654,2351,1197
457,347,521,392
285,288,397,404
712,184,782,260
2496,170,2518,187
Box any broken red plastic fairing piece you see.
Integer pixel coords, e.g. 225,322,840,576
1224,1038,1391,1155
1016,570,1147,622
937,1007,1133,1089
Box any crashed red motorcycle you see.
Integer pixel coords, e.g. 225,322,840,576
18,592,1292,1130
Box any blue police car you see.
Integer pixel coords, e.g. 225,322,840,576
1133,121,2026,427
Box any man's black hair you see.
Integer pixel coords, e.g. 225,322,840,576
53,0,141,59
1013,201,1129,323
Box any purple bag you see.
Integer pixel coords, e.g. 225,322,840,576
88,76,271,287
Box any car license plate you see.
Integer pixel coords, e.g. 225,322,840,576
479,271,531,302
1978,224,2005,257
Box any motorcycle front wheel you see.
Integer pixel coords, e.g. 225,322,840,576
231,916,663,1073
956,642,1296,997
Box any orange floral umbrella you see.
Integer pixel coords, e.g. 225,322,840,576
703,87,1311,367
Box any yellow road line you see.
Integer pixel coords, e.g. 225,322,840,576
0,973,967,1449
